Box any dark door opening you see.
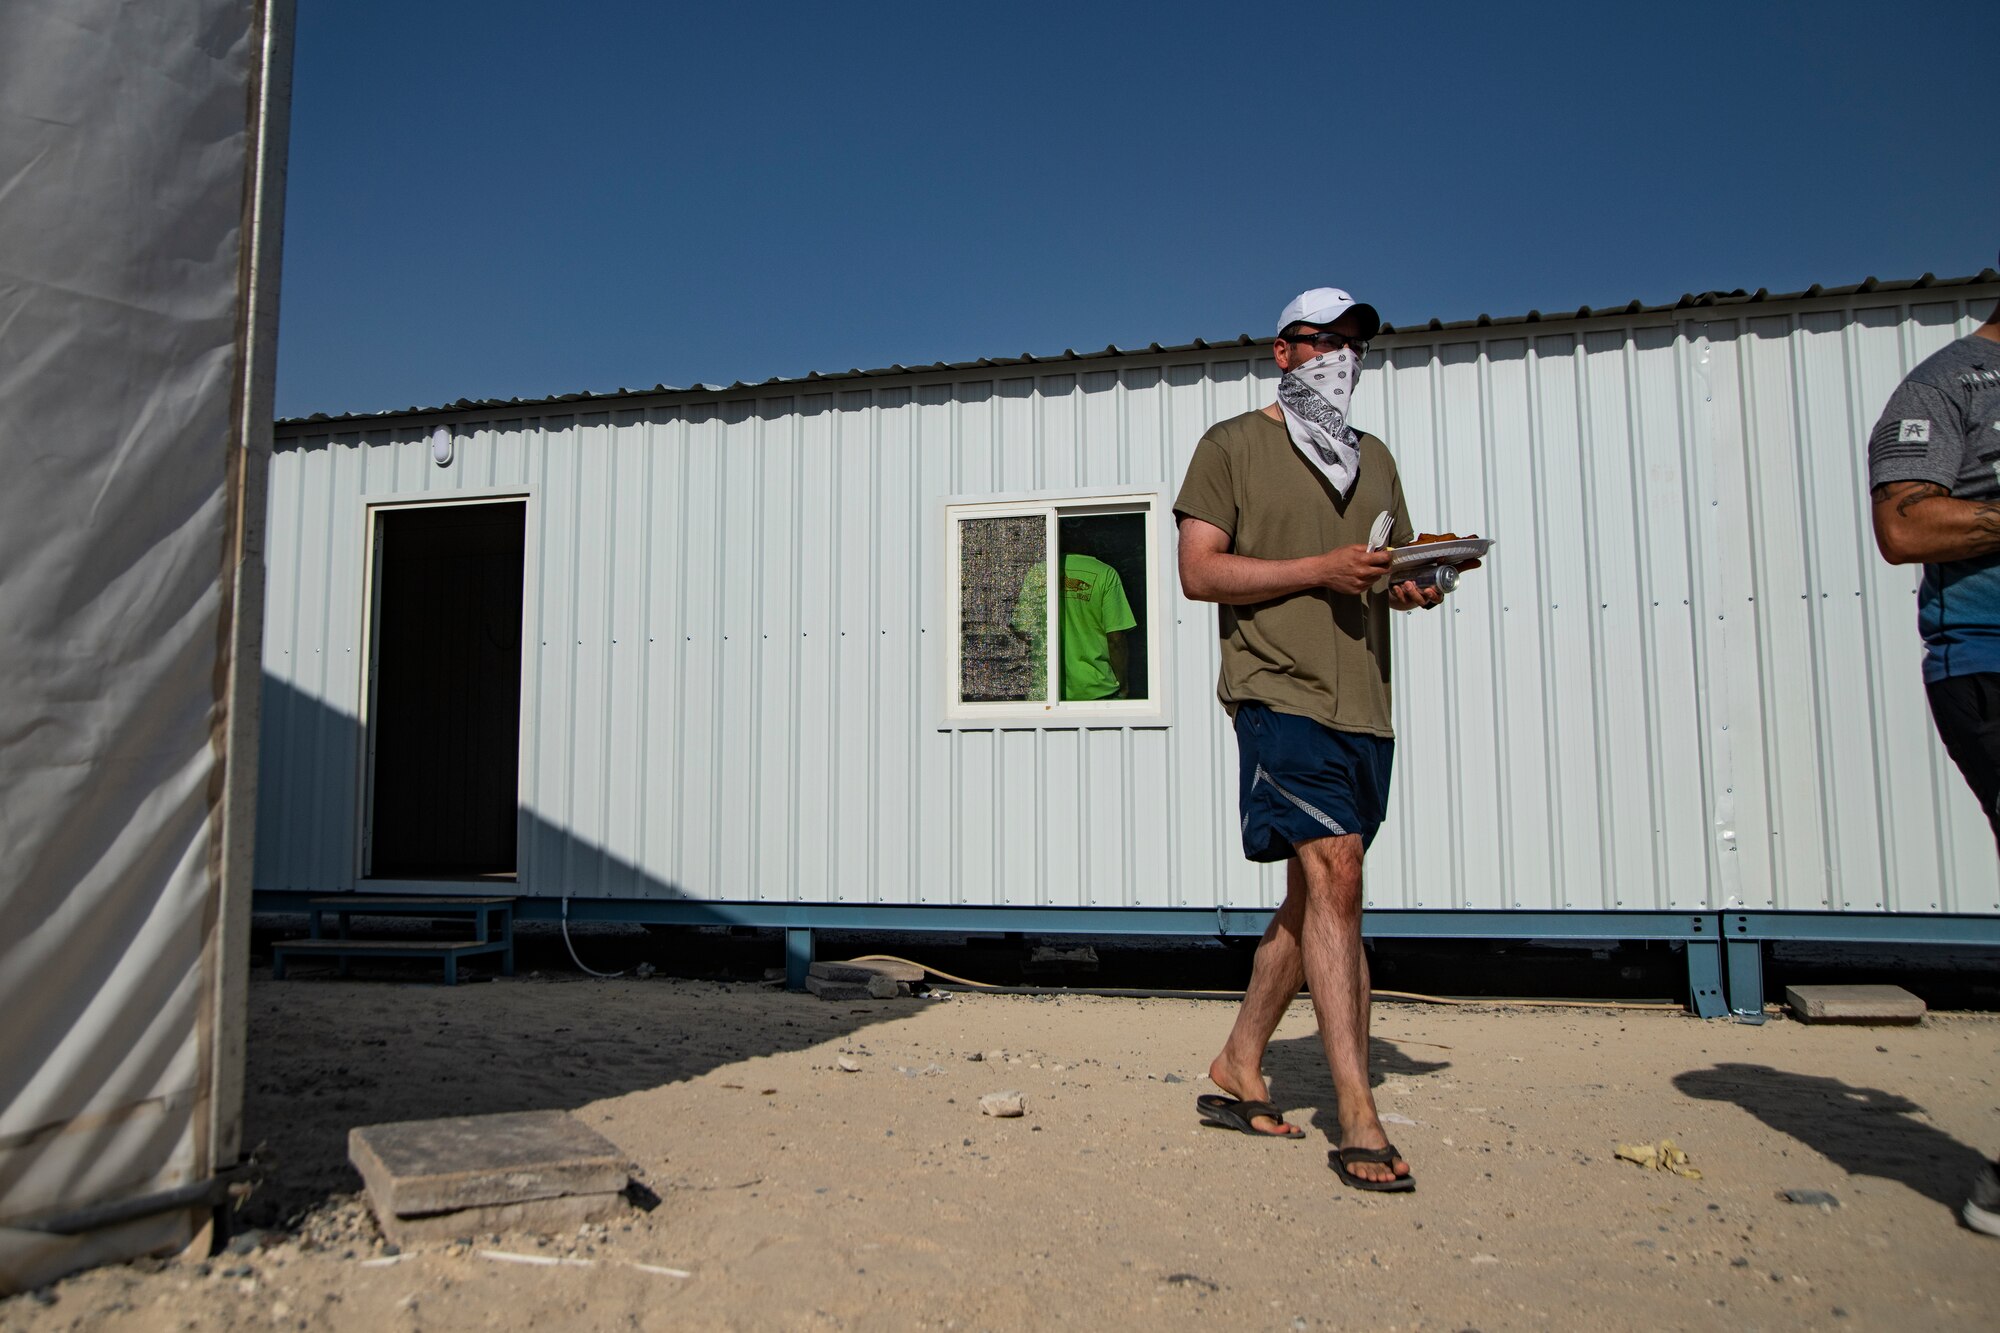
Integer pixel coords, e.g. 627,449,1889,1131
367,502,525,879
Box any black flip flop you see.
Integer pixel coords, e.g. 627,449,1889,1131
1196,1093,1306,1139
1330,1143,1415,1192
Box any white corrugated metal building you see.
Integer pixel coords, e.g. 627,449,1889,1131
259,273,2000,1016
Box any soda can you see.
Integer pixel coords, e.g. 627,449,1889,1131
1403,563,1459,594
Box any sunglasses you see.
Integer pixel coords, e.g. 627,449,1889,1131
1281,330,1369,356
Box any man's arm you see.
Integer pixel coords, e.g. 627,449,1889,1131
1177,515,1392,604
1871,481,2000,565
1106,629,1129,696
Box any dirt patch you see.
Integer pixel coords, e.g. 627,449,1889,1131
6,972,1998,1330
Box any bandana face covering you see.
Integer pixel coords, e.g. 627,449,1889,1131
1276,347,1363,498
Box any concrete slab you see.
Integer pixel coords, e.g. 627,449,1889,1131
803,975,875,1001
1024,944,1099,974
809,958,925,984
374,1190,626,1246
1784,984,1927,1025
349,1110,627,1216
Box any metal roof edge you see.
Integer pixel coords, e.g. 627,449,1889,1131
278,270,2000,429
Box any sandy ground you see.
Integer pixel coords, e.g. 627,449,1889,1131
6,966,2000,1332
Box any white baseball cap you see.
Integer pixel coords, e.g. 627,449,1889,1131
1277,287,1381,339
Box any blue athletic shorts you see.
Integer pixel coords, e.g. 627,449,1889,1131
1234,702,1395,861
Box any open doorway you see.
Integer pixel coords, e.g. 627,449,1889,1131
365,501,525,879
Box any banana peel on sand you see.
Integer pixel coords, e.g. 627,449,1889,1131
1615,1138,1703,1180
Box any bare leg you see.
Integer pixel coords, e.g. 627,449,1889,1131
1296,834,1407,1184
1207,858,1308,1134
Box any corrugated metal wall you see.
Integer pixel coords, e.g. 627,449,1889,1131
261,284,2000,916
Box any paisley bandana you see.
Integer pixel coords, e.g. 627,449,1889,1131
1275,347,1363,498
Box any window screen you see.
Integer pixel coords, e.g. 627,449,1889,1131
958,514,1047,703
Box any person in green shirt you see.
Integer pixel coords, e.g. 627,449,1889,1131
1010,552,1138,701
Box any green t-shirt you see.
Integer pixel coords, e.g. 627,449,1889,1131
1011,553,1139,701
1172,409,1413,737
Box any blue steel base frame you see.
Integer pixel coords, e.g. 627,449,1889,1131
254,893,1744,1015
1720,912,2000,1023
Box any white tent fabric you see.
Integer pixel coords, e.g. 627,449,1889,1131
0,0,286,1293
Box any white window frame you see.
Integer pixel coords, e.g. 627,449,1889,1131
939,488,1171,729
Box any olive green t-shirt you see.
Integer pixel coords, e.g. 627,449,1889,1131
1172,409,1414,737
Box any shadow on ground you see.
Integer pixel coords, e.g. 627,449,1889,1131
1673,1062,1988,1212
1259,1031,1452,1138
238,956,910,1230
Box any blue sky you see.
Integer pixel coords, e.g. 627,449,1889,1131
275,1,1996,419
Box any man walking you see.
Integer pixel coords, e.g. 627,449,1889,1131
1173,287,1442,1190
1867,290,2000,1235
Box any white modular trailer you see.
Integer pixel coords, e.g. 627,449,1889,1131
261,276,2000,948
0,0,290,1292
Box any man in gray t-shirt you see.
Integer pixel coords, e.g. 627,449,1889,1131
1868,304,2000,829
1865,288,2000,1239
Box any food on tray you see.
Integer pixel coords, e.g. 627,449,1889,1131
1390,532,1490,582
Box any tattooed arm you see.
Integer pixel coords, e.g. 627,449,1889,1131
1871,481,2000,565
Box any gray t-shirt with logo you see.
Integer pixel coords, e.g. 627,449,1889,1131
1867,331,2000,681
